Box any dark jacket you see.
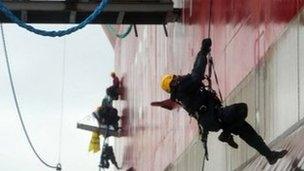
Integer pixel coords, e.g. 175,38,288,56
170,49,222,131
98,106,120,125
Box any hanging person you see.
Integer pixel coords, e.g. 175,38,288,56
99,143,121,169
156,38,287,165
106,72,120,100
94,103,121,131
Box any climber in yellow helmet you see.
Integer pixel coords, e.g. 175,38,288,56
155,38,287,164
161,74,174,93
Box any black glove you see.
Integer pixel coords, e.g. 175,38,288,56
201,38,212,53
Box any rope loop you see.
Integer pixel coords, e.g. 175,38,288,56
0,0,109,37
106,25,133,39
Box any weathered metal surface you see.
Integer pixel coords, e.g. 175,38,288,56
109,0,304,170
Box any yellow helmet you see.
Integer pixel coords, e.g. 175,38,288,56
161,74,174,93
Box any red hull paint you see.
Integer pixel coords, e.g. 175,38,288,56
111,0,304,170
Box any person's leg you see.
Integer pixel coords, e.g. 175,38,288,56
104,160,110,168
110,155,120,169
100,158,110,168
218,103,248,148
108,147,120,169
231,121,287,164
220,103,287,164
232,121,272,156
221,103,248,127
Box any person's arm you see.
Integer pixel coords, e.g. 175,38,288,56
150,99,180,110
190,38,212,81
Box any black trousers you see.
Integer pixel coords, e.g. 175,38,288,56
100,155,119,169
100,148,120,169
109,154,119,169
221,103,272,157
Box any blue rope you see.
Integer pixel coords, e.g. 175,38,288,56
106,25,132,39
0,0,109,37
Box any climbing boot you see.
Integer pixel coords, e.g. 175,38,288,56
266,150,288,165
218,132,238,149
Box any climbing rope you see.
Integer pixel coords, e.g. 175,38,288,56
57,37,67,164
0,23,60,170
200,0,214,170
207,0,213,37
211,62,223,101
0,0,109,37
205,0,223,102
106,25,133,39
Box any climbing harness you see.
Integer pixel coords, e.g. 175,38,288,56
0,0,109,37
0,23,62,170
205,54,223,102
106,25,133,39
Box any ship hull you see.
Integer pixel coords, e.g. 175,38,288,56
108,0,304,170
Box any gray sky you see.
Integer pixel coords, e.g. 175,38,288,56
0,24,114,171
